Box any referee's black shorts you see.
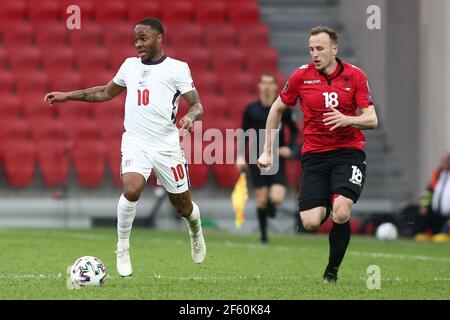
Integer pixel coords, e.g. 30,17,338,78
248,160,286,188
298,149,367,212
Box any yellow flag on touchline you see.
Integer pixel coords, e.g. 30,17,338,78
231,172,249,228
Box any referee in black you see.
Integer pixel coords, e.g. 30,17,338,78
237,73,299,244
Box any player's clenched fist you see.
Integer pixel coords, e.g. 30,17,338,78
43,92,69,105
257,151,273,169
178,115,194,136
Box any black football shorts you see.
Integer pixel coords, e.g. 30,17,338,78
248,160,286,188
298,149,367,212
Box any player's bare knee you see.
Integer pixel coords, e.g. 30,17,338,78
300,216,320,231
169,193,193,217
270,194,284,205
175,201,193,217
123,188,141,202
168,191,190,215
270,193,284,204
332,207,350,224
256,197,268,209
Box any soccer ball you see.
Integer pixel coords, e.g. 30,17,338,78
376,222,398,241
68,256,107,289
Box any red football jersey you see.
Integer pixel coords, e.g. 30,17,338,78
280,58,374,155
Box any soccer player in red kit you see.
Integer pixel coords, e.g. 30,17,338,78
258,26,378,282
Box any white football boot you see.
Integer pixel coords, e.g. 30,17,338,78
190,230,206,264
116,247,132,277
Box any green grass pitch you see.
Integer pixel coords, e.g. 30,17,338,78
0,227,449,300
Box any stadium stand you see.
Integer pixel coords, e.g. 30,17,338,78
0,0,286,192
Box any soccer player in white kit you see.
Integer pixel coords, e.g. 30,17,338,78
44,18,206,277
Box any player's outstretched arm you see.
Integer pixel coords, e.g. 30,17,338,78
257,97,288,169
179,89,203,135
44,80,126,105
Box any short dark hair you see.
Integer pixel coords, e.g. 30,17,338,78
137,18,164,35
259,72,277,83
309,25,338,45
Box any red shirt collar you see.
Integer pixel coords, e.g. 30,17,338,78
317,58,344,80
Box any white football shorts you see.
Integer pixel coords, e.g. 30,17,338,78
120,132,190,194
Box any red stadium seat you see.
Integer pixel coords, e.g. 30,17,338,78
76,47,110,73
0,23,34,47
103,32,133,51
92,98,125,122
350,218,361,234
202,117,239,132
60,118,99,141
0,1,26,22
0,118,31,141
2,139,36,188
8,46,43,72
56,101,92,122
0,48,9,69
22,93,56,120
227,2,260,25
0,72,16,94
166,23,204,47
213,164,240,188
194,1,227,25
211,47,245,73
245,48,279,75
219,71,254,96
99,23,132,40
204,24,237,51
161,1,194,23
35,23,69,48
0,94,22,119
199,94,228,118
80,69,115,88
74,120,101,140
223,0,258,3
171,46,212,73
285,159,301,188
127,1,161,21
27,0,61,22
42,46,76,75
238,24,270,51
29,118,66,142
193,71,220,96
15,70,49,95
69,29,102,51
225,93,257,115
98,117,124,141
104,139,122,187
109,47,138,71
186,163,209,188
48,71,83,91
37,139,70,188
94,1,127,22
73,139,105,187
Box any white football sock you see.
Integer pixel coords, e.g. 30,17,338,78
184,201,202,236
117,194,137,250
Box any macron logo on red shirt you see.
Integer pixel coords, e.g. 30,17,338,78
303,80,322,84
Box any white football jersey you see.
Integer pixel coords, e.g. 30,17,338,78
113,56,195,151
